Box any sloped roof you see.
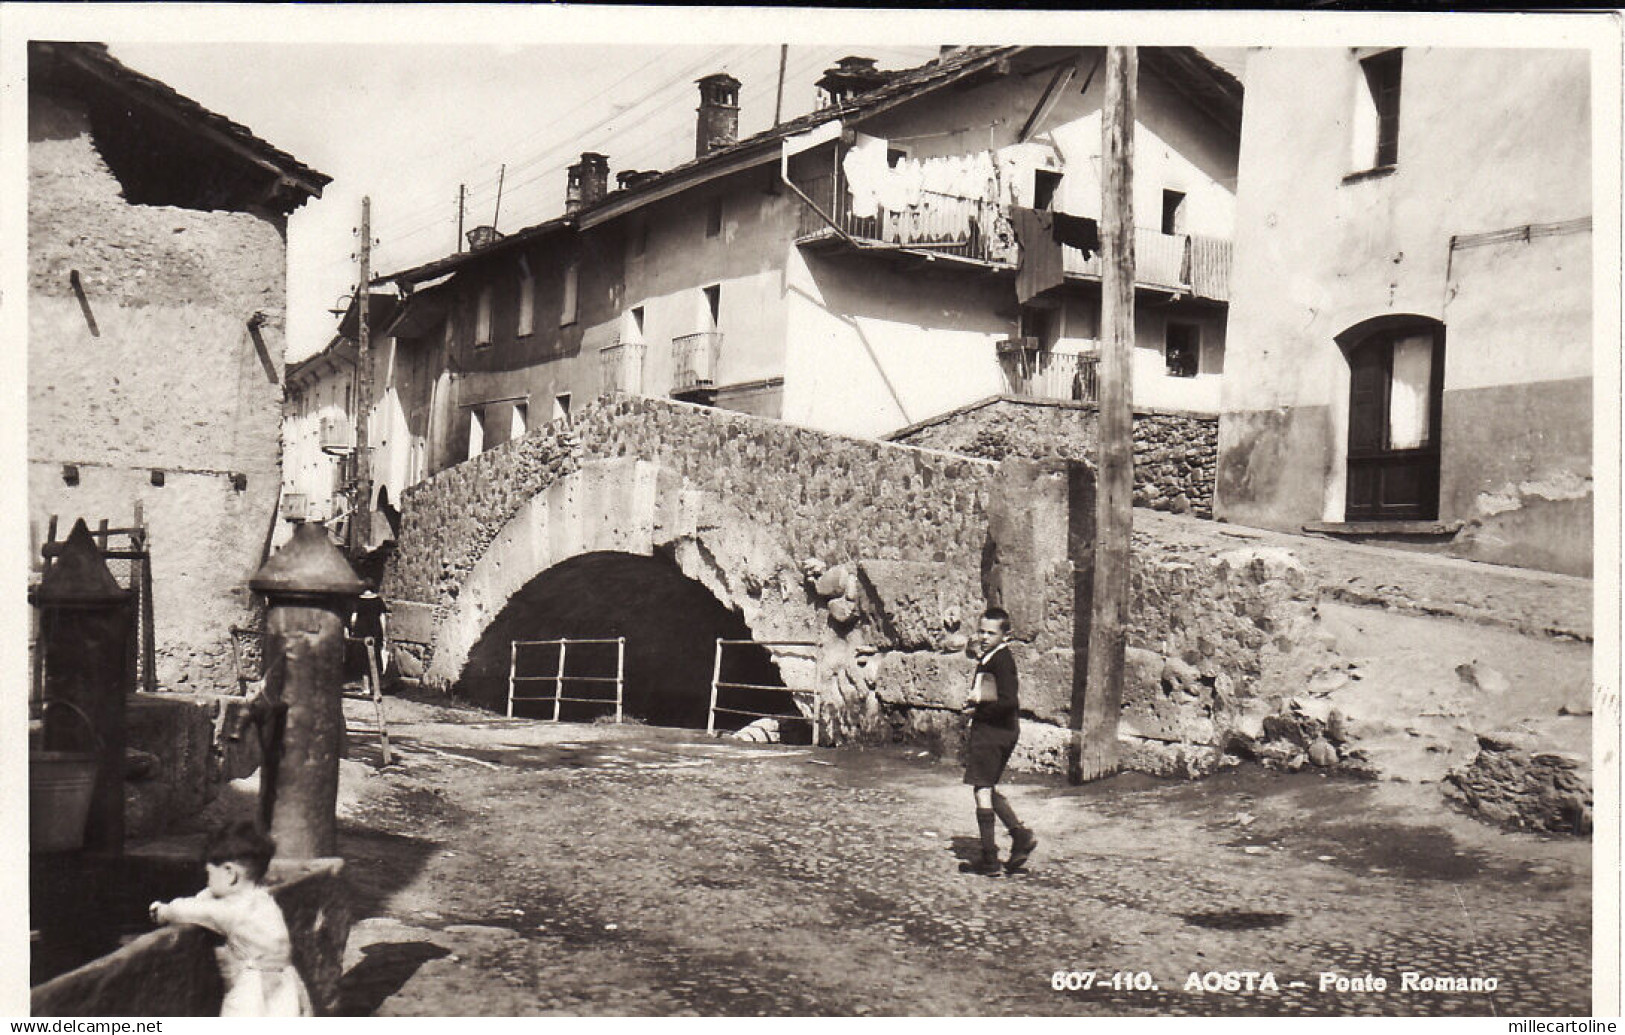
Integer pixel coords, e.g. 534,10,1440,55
30,41,331,201
383,214,574,286
578,45,1023,228
378,44,1242,284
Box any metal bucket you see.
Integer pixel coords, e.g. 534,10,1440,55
30,700,100,853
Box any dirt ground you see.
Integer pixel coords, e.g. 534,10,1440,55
315,687,1592,1017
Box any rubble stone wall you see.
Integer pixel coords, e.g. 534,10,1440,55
28,91,289,693
31,859,351,1017
387,396,995,618
887,397,1219,518
386,397,1323,777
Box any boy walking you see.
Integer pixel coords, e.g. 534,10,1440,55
961,606,1038,876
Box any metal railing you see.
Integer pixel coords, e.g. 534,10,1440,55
599,339,646,398
707,638,823,746
507,637,626,722
670,331,722,396
998,347,1100,404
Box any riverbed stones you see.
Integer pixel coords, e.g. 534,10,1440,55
1444,735,1593,836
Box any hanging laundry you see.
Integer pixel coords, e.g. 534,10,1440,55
842,134,890,220
1052,211,1100,257
1011,206,1065,304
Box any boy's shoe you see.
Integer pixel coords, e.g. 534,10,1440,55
959,856,1003,877
1006,829,1039,872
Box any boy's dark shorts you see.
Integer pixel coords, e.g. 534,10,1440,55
963,725,1019,786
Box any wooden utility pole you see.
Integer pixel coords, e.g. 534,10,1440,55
351,196,372,556
1073,45,1136,782
773,44,788,126
457,184,466,252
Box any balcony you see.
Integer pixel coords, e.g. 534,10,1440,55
1063,228,1231,300
279,492,308,521
671,331,722,397
598,339,646,398
318,415,354,455
997,341,1099,404
792,154,1230,300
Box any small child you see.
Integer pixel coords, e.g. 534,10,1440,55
149,821,313,1017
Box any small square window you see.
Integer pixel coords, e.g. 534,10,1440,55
1165,323,1200,378
1161,190,1186,236
1034,170,1062,212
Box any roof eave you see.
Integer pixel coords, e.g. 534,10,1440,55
44,43,331,200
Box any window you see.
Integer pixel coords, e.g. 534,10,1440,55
1034,170,1062,212
474,285,493,346
702,285,721,330
886,147,909,169
629,305,645,343
511,402,528,440
706,197,723,238
1161,190,1187,236
517,269,536,338
1352,50,1402,172
1165,323,1199,378
467,408,485,460
552,394,571,422
561,262,579,327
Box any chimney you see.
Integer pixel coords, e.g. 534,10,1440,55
565,152,610,213
696,73,741,157
617,169,660,191
816,56,892,110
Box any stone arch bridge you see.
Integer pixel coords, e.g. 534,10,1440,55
382,396,1312,771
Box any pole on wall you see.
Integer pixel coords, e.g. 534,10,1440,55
1072,45,1136,783
351,196,372,556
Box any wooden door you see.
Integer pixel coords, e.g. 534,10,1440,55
1345,327,1443,521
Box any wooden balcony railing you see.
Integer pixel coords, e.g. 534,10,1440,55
998,343,1099,404
792,157,1230,300
598,339,646,398
671,331,722,396
1062,228,1231,299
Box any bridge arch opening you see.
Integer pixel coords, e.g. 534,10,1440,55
455,550,804,734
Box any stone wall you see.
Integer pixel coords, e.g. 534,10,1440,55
31,859,351,1017
388,396,996,619
29,90,289,693
386,398,1323,778
887,396,1218,517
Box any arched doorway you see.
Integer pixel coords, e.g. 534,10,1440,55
456,550,795,731
1338,317,1445,521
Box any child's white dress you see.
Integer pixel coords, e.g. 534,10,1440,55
158,886,314,1017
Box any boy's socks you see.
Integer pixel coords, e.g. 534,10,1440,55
991,791,1024,832
976,807,998,862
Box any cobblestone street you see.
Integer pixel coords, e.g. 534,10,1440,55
330,692,1592,1017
